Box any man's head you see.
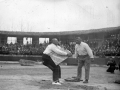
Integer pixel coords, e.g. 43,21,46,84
52,38,59,45
75,37,82,44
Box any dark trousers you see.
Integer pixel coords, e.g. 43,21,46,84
106,66,116,73
77,55,90,80
42,54,61,81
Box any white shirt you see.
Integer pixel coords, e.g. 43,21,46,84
43,43,67,56
74,42,94,58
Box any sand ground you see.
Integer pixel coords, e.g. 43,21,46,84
0,63,120,90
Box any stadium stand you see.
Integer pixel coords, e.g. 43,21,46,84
0,26,120,57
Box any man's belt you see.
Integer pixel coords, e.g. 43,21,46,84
78,54,89,58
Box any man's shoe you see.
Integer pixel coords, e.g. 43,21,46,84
52,81,61,85
83,80,88,83
111,72,114,74
59,79,64,83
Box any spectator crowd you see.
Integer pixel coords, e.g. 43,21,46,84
0,43,46,55
92,34,120,57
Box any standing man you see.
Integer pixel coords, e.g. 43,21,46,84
42,38,72,85
72,37,94,83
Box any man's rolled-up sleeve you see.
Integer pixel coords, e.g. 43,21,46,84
85,44,94,58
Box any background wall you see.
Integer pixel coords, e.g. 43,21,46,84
0,55,120,66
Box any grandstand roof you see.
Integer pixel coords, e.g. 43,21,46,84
0,26,120,36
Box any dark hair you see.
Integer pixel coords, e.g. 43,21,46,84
76,37,82,41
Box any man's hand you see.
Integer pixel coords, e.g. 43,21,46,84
67,52,72,57
72,54,77,58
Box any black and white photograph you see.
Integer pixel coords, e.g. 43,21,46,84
0,0,120,90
